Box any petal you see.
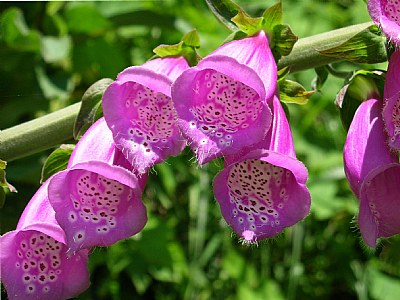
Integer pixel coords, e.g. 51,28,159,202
344,99,397,197
368,0,400,46
68,117,115,167
225,95,295,165
359,163,400,248
103,66,187,174
172,67,272,164
141,56,190,81
48,161,147,252
1,230,89,300
213,149,310,243
383,50,400,150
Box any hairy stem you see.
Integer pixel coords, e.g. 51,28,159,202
0,103,81,161
0,22,386,161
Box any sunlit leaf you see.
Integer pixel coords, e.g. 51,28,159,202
262,1,282,32
231,10,263,36
40,144,75,183
205,0,240,31
41,35,72,63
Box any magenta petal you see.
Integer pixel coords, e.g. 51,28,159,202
344,99,397,197
225,95,295,165
48,161,147,252
103,60,188,174
1,180,89,300
383,50,400,150
359,163,400,248
213,149,310,243
368,0,400,46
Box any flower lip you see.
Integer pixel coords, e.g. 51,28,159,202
213,149,310,243
48,161,147,252
359,163,400,248
368,0,400,45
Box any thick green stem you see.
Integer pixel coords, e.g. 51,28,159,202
0,22,386,162
0,103,80,161
278,22,380,72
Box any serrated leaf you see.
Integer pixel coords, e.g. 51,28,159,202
153,41,184,58
40,144,75,183
262,1,282,31
279,79,315,105
312,66,329,90
318,25,387,64
272,24,298,60
182,29,200,48
74,78,113,139
231,10,263,36
205,0,240,32
1,8,41,52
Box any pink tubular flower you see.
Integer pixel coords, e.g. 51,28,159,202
344,99,400,247
213,96,310,243
368,0,400,45
48,118,147,253
382,50,400,150
171,31,276,165
102,56,189,175
0,180,90,300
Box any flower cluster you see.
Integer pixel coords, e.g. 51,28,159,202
1,31,311,299
344,50,400,248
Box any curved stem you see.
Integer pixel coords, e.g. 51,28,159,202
0,22,387,162
0,103,81,161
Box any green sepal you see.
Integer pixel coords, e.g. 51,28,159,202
40,144,75,183
0,159,17,208
74,78,113,139
231,10,264,36
318,25,387,64
277,66,291,80
262,1,282,34
336,70,384,131
271,24,298,61
153,29,201,66
312,66,329,90
279,79,315,105
205,0,240,32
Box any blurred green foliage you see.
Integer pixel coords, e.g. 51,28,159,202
1,1,400,299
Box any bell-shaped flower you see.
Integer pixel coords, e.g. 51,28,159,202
382,50,400,150
344,98,400,247
171,31,276,165
368,0,400,46
213,96,310,244
1,180,90,300
48,118,147,253
102,56,189,174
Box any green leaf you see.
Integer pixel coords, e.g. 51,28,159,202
153,41,184,58
40,35,72,63
318,25,387,64
40,144,75,183
74,78,114,139
262,1,282,32
1,8,41,52
272,24,298,60
336,70,384,131
205,0,240,32
312,66,329,90
231,10,263,36
64,3,111,35
182,29,200,48
279,79,315,105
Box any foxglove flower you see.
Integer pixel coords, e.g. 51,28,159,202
344,99,400,247
172,31,276,165
48,118,147,253
368,0,400,45
102,56,189,174
382,50,400,150
213,96,310,243
1,180,90,299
